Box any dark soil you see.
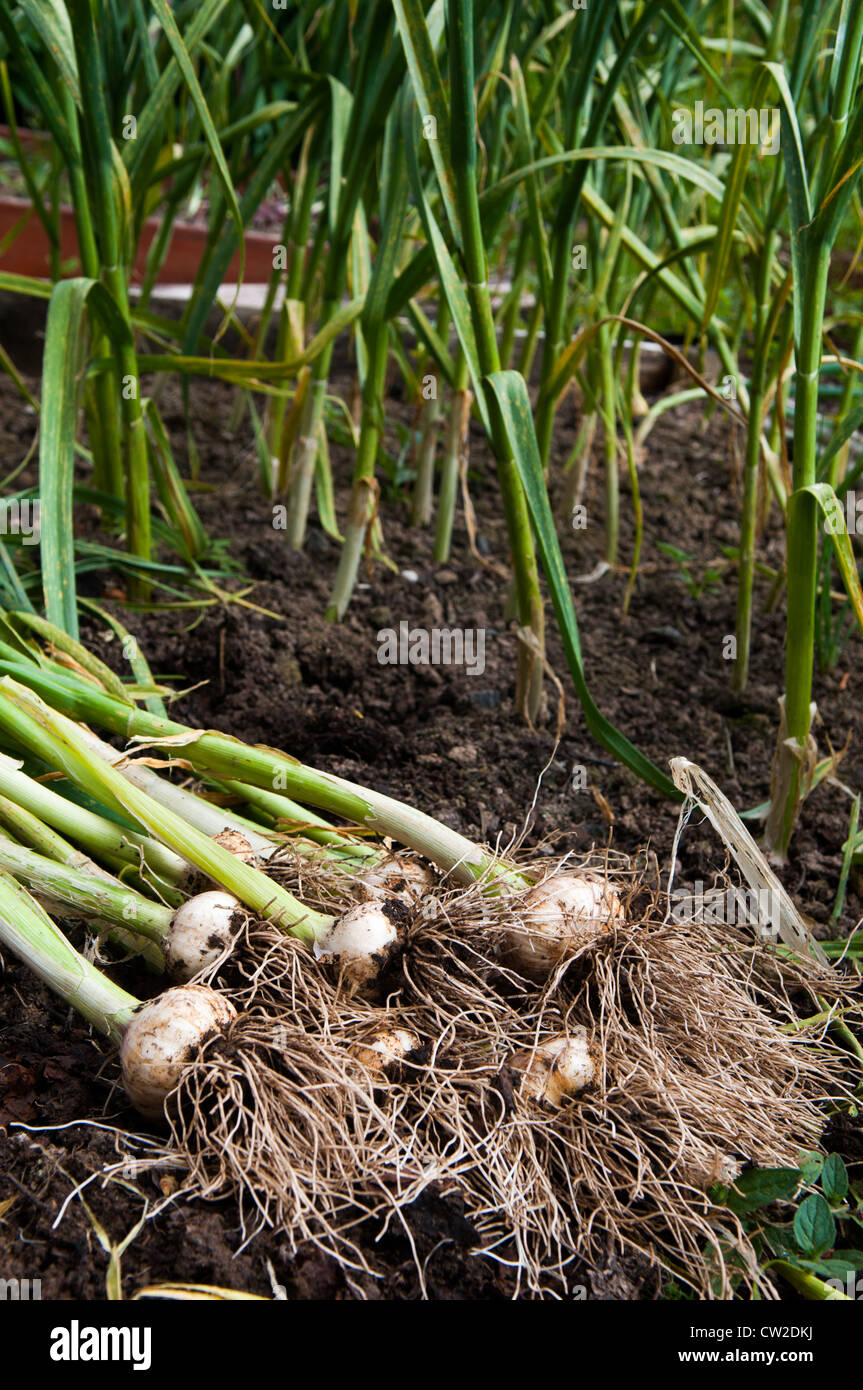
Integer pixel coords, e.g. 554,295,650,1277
0,294,861,1299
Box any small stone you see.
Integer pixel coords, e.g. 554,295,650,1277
276,654,303,686
402,569,420,583
369,606,392,627
436,569,458,585
469,689,501,709
477,535,491,556
642,625,683,645
449,743,477,766
423,593,445,625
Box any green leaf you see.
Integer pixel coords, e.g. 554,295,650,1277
391,0,460,240
326,78,353,237
0,544,37,614
362,102,410,330
797,1150,824,1185
812,101,863,249
72,488,194,559
137,298,364,385
387,155,718,334
39,280,91,639
17,0,79,103
0,273,52,301
485,371,681,800
148,0,244,287
794,1194,836,1257
509,54,552,311
821,1153,849,1204
804,482,863,634
763,60,812,345
0,7,76,166
761,1223,804,1258
406,300,456,387
702,125,757,329
39,277,133,637
485,146,727,216
724,1166,801,1214
821,404,863,486
580,183,707,327
350,201,371,384
804,1254,863,1277
8,613,128,704
314,425,342,543
143,400,208,561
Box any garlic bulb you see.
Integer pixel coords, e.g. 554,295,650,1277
211,829,260,863
164,891,242,982
120,985,236,1120
181,830,261,893
313,902,402,995
350,1026,421,1080
360,856,434,901
507,1029,596,1107
504,873,624,980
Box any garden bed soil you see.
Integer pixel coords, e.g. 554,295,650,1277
0,314,861,1298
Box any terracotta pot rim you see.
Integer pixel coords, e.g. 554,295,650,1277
0,194,281,285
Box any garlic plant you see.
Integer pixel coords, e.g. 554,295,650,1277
503,873,625,980
507,1030,597,1107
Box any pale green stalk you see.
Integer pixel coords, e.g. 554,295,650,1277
326,322,389,620
597,321,619,565
0,870,138,1042
412,299,451,527
0,752,187,885
411,390,444,528
0,683,334,943
766,251,829,853
0,836,171,945
433,361,471,563
0,791,91,865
